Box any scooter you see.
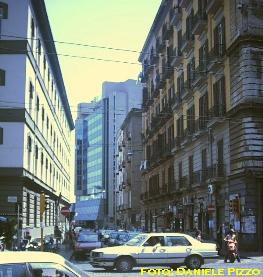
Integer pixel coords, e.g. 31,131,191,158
226,239,237,263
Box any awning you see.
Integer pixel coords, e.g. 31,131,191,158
74,199,104,221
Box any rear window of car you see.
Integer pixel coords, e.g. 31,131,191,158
166,236,192,246
0,263,27,277
77,234,98,242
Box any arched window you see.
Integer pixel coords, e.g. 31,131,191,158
0,2,8,19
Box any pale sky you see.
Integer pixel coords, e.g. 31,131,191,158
45,0,162,120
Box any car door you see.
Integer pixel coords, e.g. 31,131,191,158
165,235,192,264
138,236,167,265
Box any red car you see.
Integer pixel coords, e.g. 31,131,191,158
73,232,102,259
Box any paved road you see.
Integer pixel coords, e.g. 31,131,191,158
71,257,263,277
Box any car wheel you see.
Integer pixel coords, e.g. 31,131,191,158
185,255,202,270
103,266,114,271
115,257,133,272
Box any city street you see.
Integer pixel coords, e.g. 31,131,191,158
71,257,263,277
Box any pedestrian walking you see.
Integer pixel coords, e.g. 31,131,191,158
54,225,62,248
224,228,241,263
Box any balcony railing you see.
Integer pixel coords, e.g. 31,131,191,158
208,45,225,72
192,64,207,89
171,47,183,67
195,117,208,132
209,104,226,119
192,11,207,35
208,163,226,179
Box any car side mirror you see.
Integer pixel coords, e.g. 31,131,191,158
153,243,161,252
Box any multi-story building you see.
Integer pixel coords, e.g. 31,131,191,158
115,108,143,229
74,100,108,228
139,0,263,250
102,80,142,226
0,0,74,239
74,80,142,227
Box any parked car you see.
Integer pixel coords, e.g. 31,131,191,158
73,232,102,259
0,251,89,276
90,232,219,272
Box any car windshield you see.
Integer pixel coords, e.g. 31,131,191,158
125,234,148,246
77,234,98,242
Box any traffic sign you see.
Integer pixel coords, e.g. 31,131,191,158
61,207,70,217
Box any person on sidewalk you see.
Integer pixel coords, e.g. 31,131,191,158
54,226,62,248
224,228,241,263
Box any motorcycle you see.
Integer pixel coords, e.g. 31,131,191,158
0,236,5,251
226,239,237,263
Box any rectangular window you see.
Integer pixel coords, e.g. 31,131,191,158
199,92,208,129
36,96,40,111
0,127,3,144
35,145,38,159
178,161,183,187
187,105,195,134
42,108,45,121
0,69,5,86
0,3,8,19
31,18,35,38
27,136,32,152
29,82,34,99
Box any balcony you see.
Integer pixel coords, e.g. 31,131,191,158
181,31,195,54
192,64,207,89
208,163,226,181
192,12,207,35
170,6,182,27
195,117,208,133
180,0,192,8
170,47,183,67
208,45,225,73
208,104,226,126
206,0,222,15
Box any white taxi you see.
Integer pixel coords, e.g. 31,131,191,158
0,251,89,277
90,232,218,272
